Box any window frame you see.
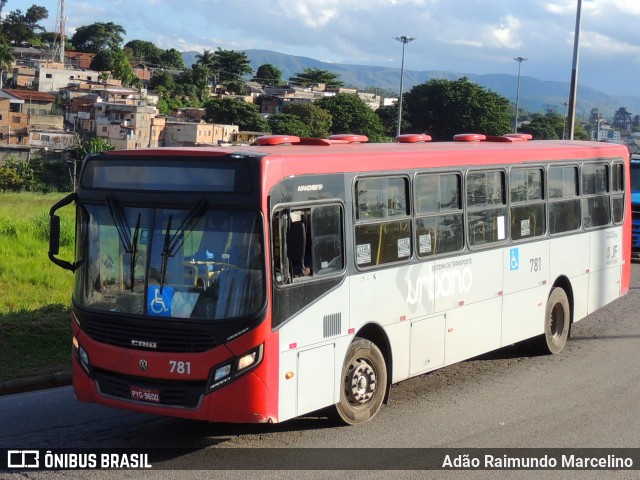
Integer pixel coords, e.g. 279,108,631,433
610,160,625,226
548,164,581,236
353,175,412,269
271,200,346,286
581,162,611,230
413,171,464,258
465,168,508,249
509,166,546,242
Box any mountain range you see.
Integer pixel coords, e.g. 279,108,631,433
182,49,640,120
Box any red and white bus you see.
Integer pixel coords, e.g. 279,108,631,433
49,133,631,425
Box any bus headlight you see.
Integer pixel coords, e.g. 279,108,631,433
72,336,91,374
213,364,231,382
208,344,264,391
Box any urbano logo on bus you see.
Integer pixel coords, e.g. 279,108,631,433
404,260,473,305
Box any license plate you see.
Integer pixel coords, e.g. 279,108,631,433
130,386,160,403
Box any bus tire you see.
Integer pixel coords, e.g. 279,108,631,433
332,336,387,425
535,287,570,355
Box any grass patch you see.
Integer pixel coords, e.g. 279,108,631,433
0,192,75,382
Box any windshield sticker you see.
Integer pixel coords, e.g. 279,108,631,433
510,248,520,271
357,244,371,265
397,237,410,258
419,234,432,254
148,286,173,316
497,215,505,240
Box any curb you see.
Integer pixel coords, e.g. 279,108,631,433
0,370,72,396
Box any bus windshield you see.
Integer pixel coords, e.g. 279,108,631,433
75,203,265,321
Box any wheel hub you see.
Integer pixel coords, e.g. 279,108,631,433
346,359,377,405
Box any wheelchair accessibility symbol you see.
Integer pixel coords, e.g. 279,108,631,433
148,286,173,316
510,248,519,271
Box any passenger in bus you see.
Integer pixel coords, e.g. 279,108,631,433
287,221,310,277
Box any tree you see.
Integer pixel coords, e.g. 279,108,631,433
281,102,332,138
159,48,184,70
149,71,176,92
73,136,115,157
111,49,139,87
290,68,344,88
89,50,113,71
0,41,15,89
268,113,309,137
2,5,48,45
0,157,34,191
519,114,560,140
316,93,386,141
375,104,401,137
176,64,209,103
404,77,511,141
203,97,269,132
195,49,215,69
213,48,252,85
520,112,589,140
124,40,184,69
124,39,160,63
70,22,125,53
253,64,282,86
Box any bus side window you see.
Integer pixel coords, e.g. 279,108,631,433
414,172,464,256
274,204,344,284
466,170,507,247
311,204,344,275
354,176,411,267
510,167,545,241
549,165,581,234
581,163,610,229
611,161,625,224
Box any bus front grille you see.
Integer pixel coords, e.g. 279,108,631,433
82,318,219,353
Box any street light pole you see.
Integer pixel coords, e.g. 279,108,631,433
513,57,527,133
394,36,415,138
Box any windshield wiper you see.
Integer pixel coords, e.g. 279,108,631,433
107,196,132,248
130,214,141,291
107,196,142,292
159,198,207,292
159,215,172,293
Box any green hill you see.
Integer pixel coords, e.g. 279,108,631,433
182,49,640,119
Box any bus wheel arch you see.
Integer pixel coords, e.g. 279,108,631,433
332,324,391,425
552,275,574,337
534,278,572,355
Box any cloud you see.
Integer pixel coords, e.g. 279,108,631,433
582,31,640,56
490,15,522,49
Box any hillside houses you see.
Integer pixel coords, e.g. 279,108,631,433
0,45,397,163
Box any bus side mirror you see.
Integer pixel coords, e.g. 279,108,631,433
48,193,79,271
49,215,61,256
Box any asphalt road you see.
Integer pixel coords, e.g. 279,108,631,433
1,263,639,479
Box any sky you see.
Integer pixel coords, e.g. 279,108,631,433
5,0,640,97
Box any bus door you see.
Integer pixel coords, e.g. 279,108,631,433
271,202,347,419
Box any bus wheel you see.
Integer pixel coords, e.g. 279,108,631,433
333,337,387,425
536,287,570,355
